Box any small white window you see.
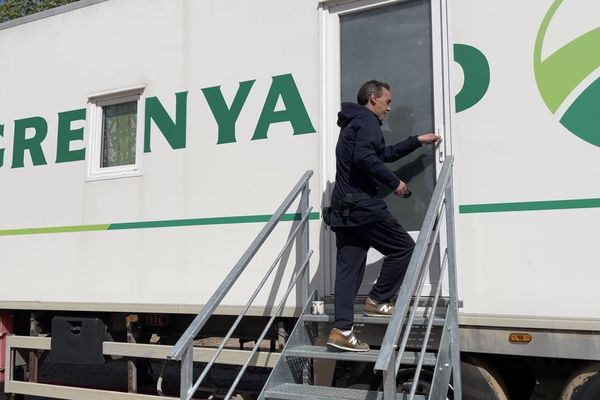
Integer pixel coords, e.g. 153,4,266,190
86,84,145,180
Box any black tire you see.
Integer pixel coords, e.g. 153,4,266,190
560,362,600,400
461,355,509,400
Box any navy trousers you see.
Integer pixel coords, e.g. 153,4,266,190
332,218,415,330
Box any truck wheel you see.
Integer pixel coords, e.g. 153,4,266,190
462,355,509,400
559,362,600,400
396,368,452,399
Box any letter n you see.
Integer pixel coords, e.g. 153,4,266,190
144,91,188,152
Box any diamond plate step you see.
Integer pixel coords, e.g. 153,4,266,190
264,383,426,400
285,345,436,365
303,313,445,326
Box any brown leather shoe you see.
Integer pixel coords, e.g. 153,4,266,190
326,328,370,352
364,297,395,317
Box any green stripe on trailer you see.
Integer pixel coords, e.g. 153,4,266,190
459,198,600,214
0,224,110,236
107,212,320,230
0,212,320,236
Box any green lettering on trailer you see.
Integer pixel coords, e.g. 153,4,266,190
56,108,86,163
12,116,48,168
454,44,490,113
0,124,4,167
252,74,316,140
144,91,188,152
202,80,256,145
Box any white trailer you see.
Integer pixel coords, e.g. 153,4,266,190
0,0,599,399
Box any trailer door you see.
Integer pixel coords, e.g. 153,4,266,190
320,0,452,297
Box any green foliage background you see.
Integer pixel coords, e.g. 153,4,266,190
0,0,79,23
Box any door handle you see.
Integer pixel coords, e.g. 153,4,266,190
436,125,445,163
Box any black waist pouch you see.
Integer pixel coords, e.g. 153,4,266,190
322,206,331,226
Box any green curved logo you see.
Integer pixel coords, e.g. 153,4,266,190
534,0,600,147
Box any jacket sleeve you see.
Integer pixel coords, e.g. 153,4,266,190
353,118,401,190
380,135,422,162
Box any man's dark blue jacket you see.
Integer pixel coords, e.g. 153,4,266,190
329,102,422,227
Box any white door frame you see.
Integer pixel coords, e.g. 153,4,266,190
318,0,454,297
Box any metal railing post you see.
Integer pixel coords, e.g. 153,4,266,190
180,345,193,400
445,164,462,400
383,354,396,400
298,182,310,305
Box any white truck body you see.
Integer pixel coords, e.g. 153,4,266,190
1,0,599,369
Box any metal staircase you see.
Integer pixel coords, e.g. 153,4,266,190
168,170,315,400
260,156,460,400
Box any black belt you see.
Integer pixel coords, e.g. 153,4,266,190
331,193,370,208
322,193,371,225
332,193,371,218
344,192,371,202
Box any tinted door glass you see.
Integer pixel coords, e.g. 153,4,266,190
340,0,434,231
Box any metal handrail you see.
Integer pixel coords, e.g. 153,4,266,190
224,250,313,400
375,156,454,371
184,209,314,397
168,170,313,362
375,156,454,399
393,201,446,374
168,170,313,400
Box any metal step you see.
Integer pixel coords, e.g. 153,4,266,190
303,313,445,326
322,295,455,309
264,383,426,400
285,345,436,366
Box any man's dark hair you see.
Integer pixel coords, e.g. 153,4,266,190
356,80,390,105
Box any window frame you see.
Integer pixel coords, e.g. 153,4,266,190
85,84,146,181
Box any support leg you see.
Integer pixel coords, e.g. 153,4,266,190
27,313,40,383
126,314,140,393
